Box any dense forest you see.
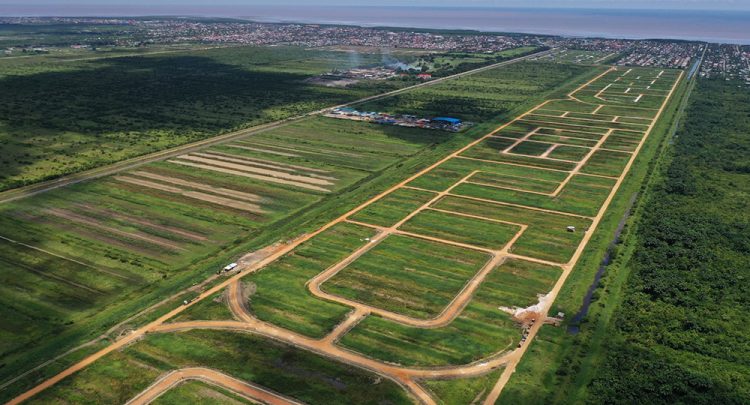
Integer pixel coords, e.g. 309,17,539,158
0,46,403,191
587,78,750,404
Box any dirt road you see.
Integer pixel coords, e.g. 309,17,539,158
125,367,303,405
481,69,684,405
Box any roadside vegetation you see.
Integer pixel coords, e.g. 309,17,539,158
27,330,412,405
585,78,750,404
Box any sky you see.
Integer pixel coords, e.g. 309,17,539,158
2,0,750,11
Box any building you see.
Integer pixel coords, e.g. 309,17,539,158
431,117,462,126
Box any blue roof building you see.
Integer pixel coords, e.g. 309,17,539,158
431,117,462,125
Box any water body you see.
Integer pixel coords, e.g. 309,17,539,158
2,5,749,44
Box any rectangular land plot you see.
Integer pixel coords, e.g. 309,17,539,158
433,196,591,263
340,258,561,366
602,135,641,152
539,99,600,114
321,234,490,319
528,133,598,147
244,222,373,338
408,156,567,192
467,171,561,194
350,188,437,228
580,149,633,177
400,209,521,250
451,173,614,217
509,141,553,156
546,145,591,161
460,149,577,171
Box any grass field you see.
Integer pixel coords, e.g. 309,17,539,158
497,68,690,405
0,114,449,389
152,381,254,405
322,234,490,319
27,330,412,405
422,367,505,405
340,259,561,366
400,209,521,250
0,46,418,191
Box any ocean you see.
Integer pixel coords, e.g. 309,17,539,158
2,5,749,44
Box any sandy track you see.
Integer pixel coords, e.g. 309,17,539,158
115,176,267,213
173,155,334,186
125,367,303,405
79,204,209,242
167,160,331,193
192,152,338,181
196,151,332,174
45,207,187,252
130,170,265,203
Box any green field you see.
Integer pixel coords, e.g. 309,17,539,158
433,196,591,263
350,188,437,227
340,259,561,366
0,115,450,390
357,62,592,122
322,234,490,319
400,209,521,250
422,368,505,405
152,381,254,405
0,46,415,191
27,330,412,405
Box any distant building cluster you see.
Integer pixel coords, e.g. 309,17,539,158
326,107,468,132
2,17,748,84
614,41,702,69
700,44,750,84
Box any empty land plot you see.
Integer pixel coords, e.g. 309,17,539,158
0,239,132,359
151,380,254,405
601,134,641,152
524,114,644,131
509,141,554,157
597,105,657,119
242,223,374,338
539,99,600,114
400,209,521,250
545,145,591,161
467,171,562,194
451,173,614,217
564,111,617,121
535,127,604,141
350,188,437,228
321,234,490,319
460,149,578,171
340,259,561,366
433,196,591,263
528,133,598,147
27,330,412,405
580,149,633,177
408,156,567,192
237,117,445,171
422,368,504,405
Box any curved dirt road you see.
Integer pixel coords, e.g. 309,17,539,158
125,367,303,405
